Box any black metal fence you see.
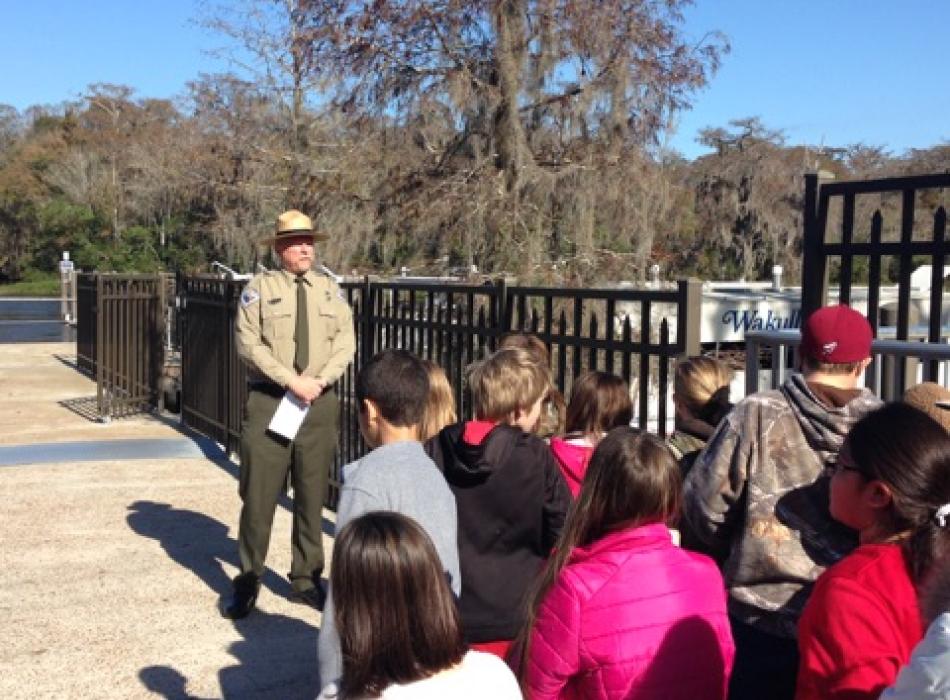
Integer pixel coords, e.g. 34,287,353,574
178,275,248,455
504,282,702,434
75,273,168,419
76,273,97,375
801,172,950,393
178,275,702,508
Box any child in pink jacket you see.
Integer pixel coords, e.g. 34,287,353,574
549,372,633,497
518,427,734,700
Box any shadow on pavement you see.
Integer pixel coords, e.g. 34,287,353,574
126,501,289,598
139,666,214,699
58,396,102,422
130,501,323,697
52,352,83,372
220,611,320,698
139,607,320,699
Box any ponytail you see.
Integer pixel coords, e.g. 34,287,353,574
846,403,950,583
908,503,950,583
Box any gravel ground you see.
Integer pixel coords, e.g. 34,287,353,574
0,344,333,699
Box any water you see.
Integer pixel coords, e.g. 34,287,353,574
0,299,76,343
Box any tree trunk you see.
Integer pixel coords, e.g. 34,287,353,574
491,0,529,197
289,2,307,206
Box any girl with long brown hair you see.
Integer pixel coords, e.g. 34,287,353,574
318,512,521,699
549,371,633,497
515,427,734,700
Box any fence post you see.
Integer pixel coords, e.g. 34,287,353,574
157,275,167,413
800,173,824,319
361,275,374,364
221,278,232,443
70,272,78,325
60,268,69,322
95,274,109,422
678,279,702,358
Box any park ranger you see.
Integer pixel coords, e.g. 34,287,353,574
222,209,355,619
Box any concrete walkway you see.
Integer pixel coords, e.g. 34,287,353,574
0,343,332,699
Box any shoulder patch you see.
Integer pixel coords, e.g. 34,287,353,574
241,289,261,307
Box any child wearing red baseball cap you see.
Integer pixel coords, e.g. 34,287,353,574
800,304,875,367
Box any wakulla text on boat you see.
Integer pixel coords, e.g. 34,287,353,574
721,308,802,333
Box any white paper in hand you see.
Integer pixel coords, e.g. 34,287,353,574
267,391,311,440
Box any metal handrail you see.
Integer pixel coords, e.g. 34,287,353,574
745,329,950,399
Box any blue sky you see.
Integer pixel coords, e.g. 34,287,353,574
2,1,947,160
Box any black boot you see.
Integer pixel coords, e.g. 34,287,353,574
288,583,326,611
222,573,260,619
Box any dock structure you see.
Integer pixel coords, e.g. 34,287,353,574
0,342,330,699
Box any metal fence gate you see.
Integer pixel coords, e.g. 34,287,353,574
801,172,950,394
178,276,247,456
75,273,168,419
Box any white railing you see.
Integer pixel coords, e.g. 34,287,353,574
745,329,950,400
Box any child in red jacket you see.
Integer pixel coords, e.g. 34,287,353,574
549,371,633,497
517,427,734,700
796,403,950,700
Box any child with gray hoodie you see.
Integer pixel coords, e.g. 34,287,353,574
317,349,460,690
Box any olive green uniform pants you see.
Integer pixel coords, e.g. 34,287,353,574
238,387,338,592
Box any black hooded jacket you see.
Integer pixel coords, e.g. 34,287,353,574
426,422,571,642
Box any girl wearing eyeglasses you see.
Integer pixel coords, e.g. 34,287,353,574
796,402,950,700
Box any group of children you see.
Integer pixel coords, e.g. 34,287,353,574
313,326,950,700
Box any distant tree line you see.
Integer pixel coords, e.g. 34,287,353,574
1,0,947,285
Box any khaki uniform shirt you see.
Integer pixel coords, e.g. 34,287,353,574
235,268,355,388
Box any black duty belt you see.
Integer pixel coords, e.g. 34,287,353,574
248,381,286,397
248,381,336,398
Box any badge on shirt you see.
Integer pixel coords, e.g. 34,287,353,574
241,289,261,307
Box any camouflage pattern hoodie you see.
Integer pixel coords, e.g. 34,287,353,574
683,372,881,639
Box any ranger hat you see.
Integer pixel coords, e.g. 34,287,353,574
259,209,329,244
800,304,873,363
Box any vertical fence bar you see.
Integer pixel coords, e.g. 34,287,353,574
801,174,824,318
638,300,650,429
897,189,915,341
927,208,947,380
896,190,916,396
572,295,583,382
658,320,670,437
840,192,855,305
425,288,436,361
605,298,616,373
864,211,884,389
96,274,105,418
587,313,598,371
543,294,554,359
